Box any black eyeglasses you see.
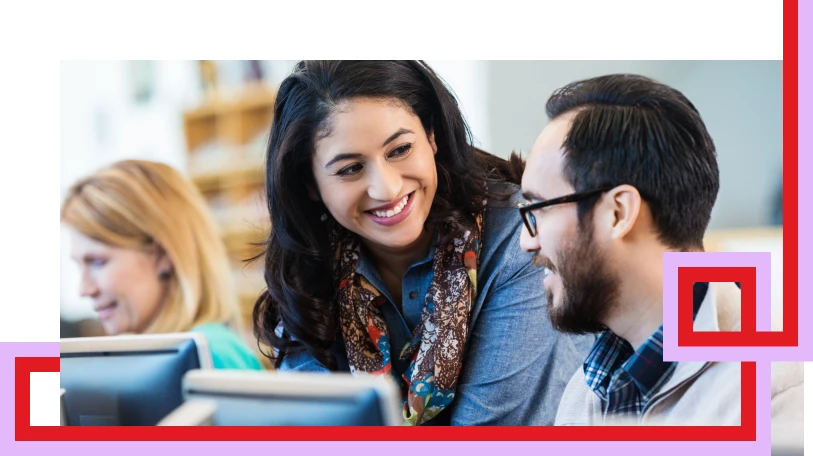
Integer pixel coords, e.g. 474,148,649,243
518,186,615,237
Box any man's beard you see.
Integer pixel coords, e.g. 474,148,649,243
534,223,619,335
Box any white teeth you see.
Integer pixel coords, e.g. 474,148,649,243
371,194,410,218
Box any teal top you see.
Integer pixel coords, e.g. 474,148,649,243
191,322,264,370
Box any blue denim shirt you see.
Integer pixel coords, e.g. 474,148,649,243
279,184,594,425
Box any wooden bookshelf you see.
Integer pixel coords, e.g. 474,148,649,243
181,83,275,366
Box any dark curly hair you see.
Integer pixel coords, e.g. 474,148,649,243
253,61,523,369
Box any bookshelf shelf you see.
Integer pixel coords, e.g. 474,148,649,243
181,85,275,359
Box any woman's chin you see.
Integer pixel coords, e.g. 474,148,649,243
101,322,123,336
358,216,429,250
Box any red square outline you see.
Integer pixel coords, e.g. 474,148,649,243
678,267,765,346
677,261,793,346
16,357,756,441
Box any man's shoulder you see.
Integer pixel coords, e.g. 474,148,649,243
554,367,595,425
770,361,804,397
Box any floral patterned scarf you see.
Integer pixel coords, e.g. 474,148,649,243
329,203,485,425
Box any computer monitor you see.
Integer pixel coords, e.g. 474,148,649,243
60,389,67,426
60,333,213,426
158,369,403,426
771,448,803,456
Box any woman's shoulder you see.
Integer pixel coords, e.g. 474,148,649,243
485,181,525,210
191,322,264,370
479,182,538,287
482,182,525,248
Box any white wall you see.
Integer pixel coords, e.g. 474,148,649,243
60,61,199,320
426,60,491,150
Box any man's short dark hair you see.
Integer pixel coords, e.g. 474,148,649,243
546,74,719,249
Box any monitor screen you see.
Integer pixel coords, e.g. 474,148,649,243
161,370,403,426
771,448,803,456
204,388,385,426
60,334,209,426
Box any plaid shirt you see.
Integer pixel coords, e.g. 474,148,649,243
582,282,710,422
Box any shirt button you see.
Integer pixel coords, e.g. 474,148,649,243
409,291,419,299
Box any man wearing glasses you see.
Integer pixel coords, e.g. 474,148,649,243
517,74,801,445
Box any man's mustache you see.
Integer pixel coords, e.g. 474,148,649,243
532,253,556,272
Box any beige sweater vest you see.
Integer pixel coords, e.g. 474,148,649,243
554,283,803,450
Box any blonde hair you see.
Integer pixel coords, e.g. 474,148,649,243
61,159,241,334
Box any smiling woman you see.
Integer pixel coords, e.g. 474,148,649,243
60,159,263,371
311,98,439,253
253,60,593,426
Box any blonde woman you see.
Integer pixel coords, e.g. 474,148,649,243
62,159,263,370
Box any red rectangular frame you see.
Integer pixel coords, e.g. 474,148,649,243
16,0,797,441
17,357,756,440
679,267,760,346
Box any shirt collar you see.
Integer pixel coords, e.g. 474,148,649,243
356,226,438,290
583,282,712,401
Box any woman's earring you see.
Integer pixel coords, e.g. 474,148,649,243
320,212,328,222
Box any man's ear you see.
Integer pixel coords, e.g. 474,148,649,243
608,185,642,241
594,184,643,242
